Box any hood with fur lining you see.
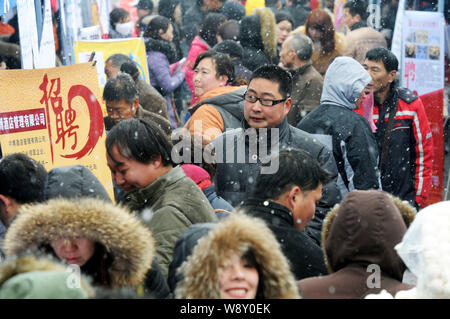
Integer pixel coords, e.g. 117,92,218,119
3,198,155,287
321,190,416,279
175,212,300,299
241,7,277,60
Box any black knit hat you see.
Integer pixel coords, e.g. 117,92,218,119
222,1,246,21
213,40,244,60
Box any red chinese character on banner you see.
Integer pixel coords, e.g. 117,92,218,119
404,61,416,89
38,74,104,163
39,74,79,151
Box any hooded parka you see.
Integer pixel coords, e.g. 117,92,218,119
298,190,416,298
175,213,301,299
3,197,170,298
298,57,380,197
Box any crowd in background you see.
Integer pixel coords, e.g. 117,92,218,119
0,0,449,300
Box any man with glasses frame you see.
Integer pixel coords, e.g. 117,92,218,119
103,73,172,136
211,64,341,245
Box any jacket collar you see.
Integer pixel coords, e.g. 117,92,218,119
242,117,290,141
125,165,184,208
350,20,367,31
240,198,294,226
290,61,313,76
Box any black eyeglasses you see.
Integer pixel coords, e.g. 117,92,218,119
243,92,288,106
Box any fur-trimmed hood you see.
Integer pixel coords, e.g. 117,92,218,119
0,254,94,298
3,198,155,288
175,213,300,299
321,190,416,280
240,7,277,59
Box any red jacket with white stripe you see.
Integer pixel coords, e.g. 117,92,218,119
373,87,433,209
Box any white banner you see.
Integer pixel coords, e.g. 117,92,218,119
36,0,56,68
401,11,445,96
17,0,39,69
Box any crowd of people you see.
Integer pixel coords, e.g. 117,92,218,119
0,0,449,300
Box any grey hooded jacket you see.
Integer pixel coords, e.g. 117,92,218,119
298,57,381,196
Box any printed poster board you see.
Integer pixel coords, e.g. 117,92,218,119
0,63,114,201
401,11,445,206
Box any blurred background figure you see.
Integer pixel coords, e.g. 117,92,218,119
293,9,346,75
239,7,277,71
185,13,227,107
109,7,133,38
274,11,295,65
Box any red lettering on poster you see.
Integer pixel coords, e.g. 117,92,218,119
38,74,104,163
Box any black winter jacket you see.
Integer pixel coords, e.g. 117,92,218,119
211,117,342,246
240,199,328,280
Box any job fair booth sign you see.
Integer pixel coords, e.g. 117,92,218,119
0,62,114,201
401,10,445,205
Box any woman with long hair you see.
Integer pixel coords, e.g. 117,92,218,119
293,9,346,75
144,15,187,128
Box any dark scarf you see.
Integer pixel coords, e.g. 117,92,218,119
145,37,177,64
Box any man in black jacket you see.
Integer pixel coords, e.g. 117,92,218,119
211,64,341,245
240,148,329,280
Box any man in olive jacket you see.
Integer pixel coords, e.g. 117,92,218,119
279,33,323,126
106,118,218,279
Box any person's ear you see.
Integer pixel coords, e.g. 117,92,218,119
284,97,293,116
131,98,139,115
287,186,301,209
0,194,15,220
219,74,229,86
388,70,397,84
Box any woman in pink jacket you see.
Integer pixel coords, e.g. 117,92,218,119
185,13,227,106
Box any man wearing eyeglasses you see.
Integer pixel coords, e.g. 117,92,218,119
103,73,172,136
211,64,341,246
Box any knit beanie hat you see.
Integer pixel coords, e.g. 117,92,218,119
222,1,246,21
181,164,212,190
213,40,244,59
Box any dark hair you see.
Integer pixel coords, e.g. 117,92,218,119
105,54,133,69
103,73,138,106
275,11,294,27
193,50,236,85
305,9,335,54
249,64,293,98
106,118,174,166
343,0,368,20
288,33,314,60
143,15,170,39
242,249,264,299
120,61,140,82
137,0,154,12
252,148,331,200
157,0,180,21
0,153,47,204
199,13,227,47
110,8,130,29
213,40,244,60
217,20,240,42
365,47,399,72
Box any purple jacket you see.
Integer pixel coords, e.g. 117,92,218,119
147,50,185,128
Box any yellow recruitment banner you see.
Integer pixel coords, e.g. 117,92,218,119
0,63,114,201
73,38,150,89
